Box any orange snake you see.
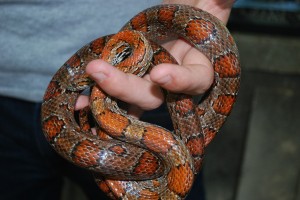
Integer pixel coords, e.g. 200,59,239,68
41,4,241,199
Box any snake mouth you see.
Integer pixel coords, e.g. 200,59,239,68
41,4,240,199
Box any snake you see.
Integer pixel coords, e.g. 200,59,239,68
41,4,240,200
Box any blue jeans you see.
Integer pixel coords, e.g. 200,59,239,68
0,96,204,200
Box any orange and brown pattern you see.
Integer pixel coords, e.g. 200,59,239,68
41,4,240,199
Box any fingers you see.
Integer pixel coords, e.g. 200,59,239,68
75,95,89,110
85,59,164,110
150,48,214,95
150,63,213,95
82,42,214,112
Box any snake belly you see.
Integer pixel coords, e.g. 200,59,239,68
41,4,241,200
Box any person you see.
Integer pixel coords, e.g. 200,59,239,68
0,0,235,199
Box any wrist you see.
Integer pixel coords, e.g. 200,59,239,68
161,0,235,24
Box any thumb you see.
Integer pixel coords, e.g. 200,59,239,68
85,59,164,110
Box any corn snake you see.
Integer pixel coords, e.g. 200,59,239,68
41,4,241,199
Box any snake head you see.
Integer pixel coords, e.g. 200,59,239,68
101,30,153,77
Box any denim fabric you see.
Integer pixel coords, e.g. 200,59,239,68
0,96,204,200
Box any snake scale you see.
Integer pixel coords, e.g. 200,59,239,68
41,4,240,199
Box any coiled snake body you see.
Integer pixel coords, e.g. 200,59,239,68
41,4,240,199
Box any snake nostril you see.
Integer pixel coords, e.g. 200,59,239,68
41,4,240,199
101,30,153,76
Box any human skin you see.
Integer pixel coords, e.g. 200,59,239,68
77,0,235,117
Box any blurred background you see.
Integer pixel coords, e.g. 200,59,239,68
204,0,300,199
62,0,300,199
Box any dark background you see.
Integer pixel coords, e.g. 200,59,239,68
62,1,300,199
204,0,300,199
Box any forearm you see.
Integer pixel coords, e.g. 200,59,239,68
162,0,235,24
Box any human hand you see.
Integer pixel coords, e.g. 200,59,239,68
76,0,235,118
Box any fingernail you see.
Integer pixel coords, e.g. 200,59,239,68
156,75,171,85
90,72,108,83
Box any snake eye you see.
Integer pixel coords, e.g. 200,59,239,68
101,30,153,76
112,44,132,65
